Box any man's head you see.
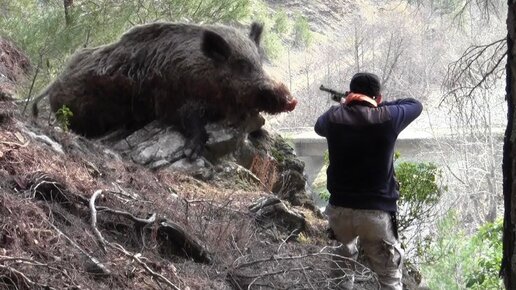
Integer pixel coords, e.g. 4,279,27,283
349,72,381,99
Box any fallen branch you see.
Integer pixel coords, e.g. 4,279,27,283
276,229,299,253
89,190,181,290
90,190,211,264
229,249,378,289
238,265,314,279
110,181,139,200
0,140,30,148
234,251,370,271
184,197,248,215
27,172,69,202
89,190,108,251
96,205,157,225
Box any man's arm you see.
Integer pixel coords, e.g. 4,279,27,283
382,98,423,133
314,107,335,137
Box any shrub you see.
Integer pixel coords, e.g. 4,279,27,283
293,15,312,48
55,105,73,131
421,214,503,289
395,161,444,232
262,31,285,60
273,10,289,35
464,219,503,289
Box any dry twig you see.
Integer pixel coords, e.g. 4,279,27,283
0,255,75,285
229,248,378,290
89,190,108,251
0,264,58,290
88,190,181,290
47,221,110,275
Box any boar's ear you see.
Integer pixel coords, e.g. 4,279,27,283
202,30,232,62
249,22,263,46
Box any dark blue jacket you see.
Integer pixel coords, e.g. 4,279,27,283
314,99,423,212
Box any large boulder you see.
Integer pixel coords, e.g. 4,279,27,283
102,114,317,211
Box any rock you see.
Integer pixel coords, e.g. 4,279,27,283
205,123,245,161
241,113,265,133
131,130,185,165
108,118,260,168
232,138,258,169
23,128,64,154
273,169,312,206
249,196,306,234
100,115,318,215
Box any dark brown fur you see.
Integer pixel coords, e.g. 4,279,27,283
32,22,296,158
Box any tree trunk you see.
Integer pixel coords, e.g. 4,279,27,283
64,0,73,26
503,1,516,288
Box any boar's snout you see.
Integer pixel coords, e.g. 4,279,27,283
255,81,297,114
285,98,297,112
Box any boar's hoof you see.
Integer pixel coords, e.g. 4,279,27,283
184,142,204,161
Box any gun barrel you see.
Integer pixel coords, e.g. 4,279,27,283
319,86,336,95
319,85,347,99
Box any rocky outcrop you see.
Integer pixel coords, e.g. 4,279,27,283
101,114,317,212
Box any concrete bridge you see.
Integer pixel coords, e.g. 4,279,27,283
281,127,505,184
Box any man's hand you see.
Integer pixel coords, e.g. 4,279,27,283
376,95,383,104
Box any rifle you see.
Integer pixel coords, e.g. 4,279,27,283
319,85,349,102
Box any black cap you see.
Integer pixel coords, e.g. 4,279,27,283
349,72,381,98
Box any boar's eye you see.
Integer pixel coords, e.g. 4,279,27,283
231,59,254,75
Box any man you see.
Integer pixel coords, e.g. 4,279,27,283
314,72,423,289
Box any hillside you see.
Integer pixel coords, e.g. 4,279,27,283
0,95,337,289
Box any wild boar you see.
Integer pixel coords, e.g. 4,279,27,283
33,22,297,158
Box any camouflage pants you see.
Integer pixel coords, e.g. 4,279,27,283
325,204,404,290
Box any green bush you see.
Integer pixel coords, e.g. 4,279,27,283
262,31,285,60
323,150,330,165
293,15,312,48
421,214,503,289
464,219,503,289
273,10,289,34
249,2,289,61
314,183,330,202
55,105,73,131
395,161,444,232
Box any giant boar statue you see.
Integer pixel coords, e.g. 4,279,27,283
33,22,297,159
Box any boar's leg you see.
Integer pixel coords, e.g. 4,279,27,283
177,100,211,160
